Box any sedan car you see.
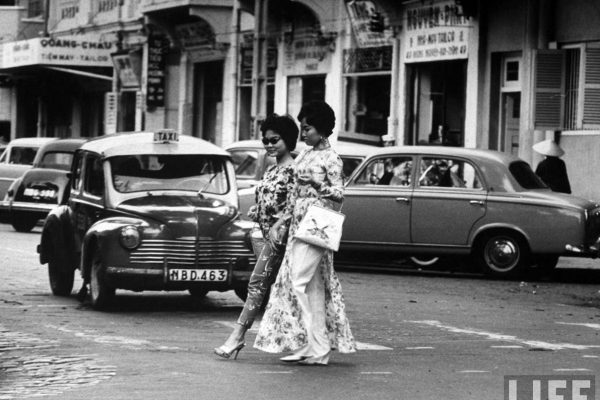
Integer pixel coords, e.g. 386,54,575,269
37,130,256,309
340,146,600,277
0,137,57,203
1,138,87,232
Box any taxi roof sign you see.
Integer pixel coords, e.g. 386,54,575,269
154,129,179,143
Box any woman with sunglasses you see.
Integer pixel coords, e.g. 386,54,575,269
214,114,298,360
254,101,356,365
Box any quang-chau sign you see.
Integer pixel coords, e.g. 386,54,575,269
1,36,114,69
403,0,470,63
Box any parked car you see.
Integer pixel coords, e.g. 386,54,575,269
340,146,600,277
225,139,375,189
228,139,376,217
1,138,87,232
37,130,256,309
0,137,57,204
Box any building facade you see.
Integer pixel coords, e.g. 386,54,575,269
0,0,599,199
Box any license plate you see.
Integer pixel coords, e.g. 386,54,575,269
168,269,227,282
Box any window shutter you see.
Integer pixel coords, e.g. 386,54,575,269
533,50,565,130
582,47,600,128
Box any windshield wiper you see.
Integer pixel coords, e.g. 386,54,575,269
197,171,220,197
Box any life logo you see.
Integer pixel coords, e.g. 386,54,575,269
504,375,595,400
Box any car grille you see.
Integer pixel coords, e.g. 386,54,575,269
129,239,256,267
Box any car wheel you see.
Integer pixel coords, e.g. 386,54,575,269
535,254,560,271
10,212,39,233
409,256,441,267
477,232,528,277
90,250,115,310
48,252,74,297
234,287,248,302
188,288,209,299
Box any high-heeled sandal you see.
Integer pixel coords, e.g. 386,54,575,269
214,342,245,360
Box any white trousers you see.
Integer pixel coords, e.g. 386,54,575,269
289,239,330,361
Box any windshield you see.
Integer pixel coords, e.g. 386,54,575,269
39,151,74,170
228,149,259,178
509,161,547,189
110,154,229,194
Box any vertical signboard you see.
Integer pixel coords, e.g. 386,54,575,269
135,90,144,131
146,35,167,108
105,92,118,134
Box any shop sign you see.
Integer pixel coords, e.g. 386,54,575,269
104,92,118,135
283,34,331,76
111,52,140,88
146,35,167,108
345,0,393,48
403,0,470,63
174,21,215,49
0,36,113,69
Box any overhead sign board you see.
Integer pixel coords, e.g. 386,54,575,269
345,0,393,48
1,36,114,69
403,0,470,63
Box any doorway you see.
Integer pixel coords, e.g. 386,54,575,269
407,60,466,146
286,75,325,120
500,92,520,155
193,60,224,142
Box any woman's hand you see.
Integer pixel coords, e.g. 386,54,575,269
267,219,286,251
247,205,258,221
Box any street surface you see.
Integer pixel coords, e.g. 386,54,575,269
0,223,599,400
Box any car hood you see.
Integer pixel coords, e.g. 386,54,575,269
116,195,237,238
506,189,599,210
14,168,69,204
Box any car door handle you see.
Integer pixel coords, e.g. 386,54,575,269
395,197,410,203
469,200,485,206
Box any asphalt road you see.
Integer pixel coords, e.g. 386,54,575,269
1,223,599,400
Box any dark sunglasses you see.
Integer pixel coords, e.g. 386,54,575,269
262,137,281,145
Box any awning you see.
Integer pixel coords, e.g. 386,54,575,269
44,66,112,81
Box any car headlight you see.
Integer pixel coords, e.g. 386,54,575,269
119,225,141,249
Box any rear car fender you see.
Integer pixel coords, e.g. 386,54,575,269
39,205,76,265
469,223,531,250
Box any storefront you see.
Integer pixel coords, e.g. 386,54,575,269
341,0,395,144
0,36,114,139
401,0,471,147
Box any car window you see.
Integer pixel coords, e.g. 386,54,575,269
341,156,363,180
9,146,37,165
83,155,105,197
39,151,74,170
228,149,259,178
418,157,482,189
109,154,229,195
0,149,6,163
509,161,547,189
351,156,413,187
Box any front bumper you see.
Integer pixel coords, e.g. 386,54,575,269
103,259,253,291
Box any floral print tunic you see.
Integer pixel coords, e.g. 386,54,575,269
248,164,296,239
254,147,356,354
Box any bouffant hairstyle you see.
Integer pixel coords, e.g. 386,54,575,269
297,100,336,137
260,114,299,151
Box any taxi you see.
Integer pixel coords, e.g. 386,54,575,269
37,131,256,309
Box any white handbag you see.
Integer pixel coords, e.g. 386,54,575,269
294,204,345,251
